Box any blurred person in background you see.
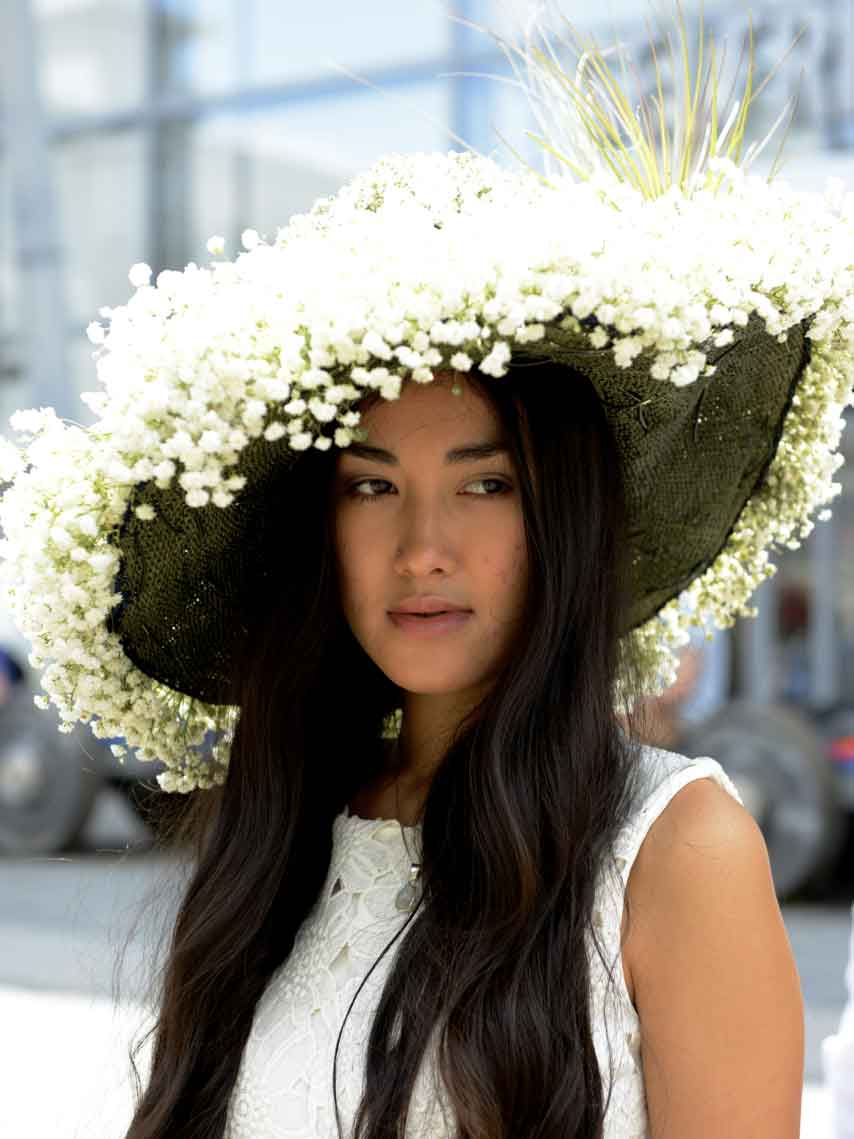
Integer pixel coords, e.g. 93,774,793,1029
777,582,812,706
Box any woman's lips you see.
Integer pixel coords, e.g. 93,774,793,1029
388,610,472,636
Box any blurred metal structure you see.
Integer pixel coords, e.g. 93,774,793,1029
809,503,842,708
822,0,854,150
0,0,71,418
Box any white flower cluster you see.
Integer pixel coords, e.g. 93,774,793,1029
0,408,235,790
1,148,853,790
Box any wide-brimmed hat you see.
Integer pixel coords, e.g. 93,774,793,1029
1,14,853,791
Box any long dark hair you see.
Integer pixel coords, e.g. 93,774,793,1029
122,358,651,1138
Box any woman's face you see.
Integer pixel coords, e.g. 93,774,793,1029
332,374,529,701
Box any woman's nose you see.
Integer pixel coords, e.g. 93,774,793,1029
393,500,458,575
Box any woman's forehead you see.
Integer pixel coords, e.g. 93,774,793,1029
352,375,495,432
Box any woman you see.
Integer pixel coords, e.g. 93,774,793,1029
125,361,800,1139
0,12,834,1138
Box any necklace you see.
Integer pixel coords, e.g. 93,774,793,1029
394,860,422,913
391,736,423,914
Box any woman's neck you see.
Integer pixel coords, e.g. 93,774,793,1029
348,738,430,826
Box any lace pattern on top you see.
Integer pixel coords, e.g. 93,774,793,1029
224,746,745,1138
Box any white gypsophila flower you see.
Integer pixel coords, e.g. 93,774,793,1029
263,422,287,442
128,263,152,288
480,342,512,377
1,148,853,788
449,352,473,371
9,407,58,437
307,398,337,422
207,235,226,255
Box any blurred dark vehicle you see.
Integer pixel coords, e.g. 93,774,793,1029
0,641,166,854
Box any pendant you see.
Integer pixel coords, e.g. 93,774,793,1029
395,862,421,912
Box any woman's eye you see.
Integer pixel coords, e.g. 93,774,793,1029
346,478,390,500
345,477,511,502
466,478,513,497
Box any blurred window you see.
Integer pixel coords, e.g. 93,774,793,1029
0,148,17,349
156,0,450,95
0,153,33,427
54,129,146,325
485,76,545,168
157,79,451,268
33,0,146,116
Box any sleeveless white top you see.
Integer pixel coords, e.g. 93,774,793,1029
224,745,744,1138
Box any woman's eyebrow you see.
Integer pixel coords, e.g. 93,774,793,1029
341,441,509,466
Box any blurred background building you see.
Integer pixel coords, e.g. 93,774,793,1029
1,0,854,899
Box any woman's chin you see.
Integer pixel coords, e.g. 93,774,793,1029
381,662,481,696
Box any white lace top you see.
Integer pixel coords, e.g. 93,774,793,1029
224,745,744,1138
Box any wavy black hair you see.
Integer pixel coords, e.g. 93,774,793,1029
121,358,651,1138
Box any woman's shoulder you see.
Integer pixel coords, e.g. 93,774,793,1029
628,743,754,868
627,741,746,820
621,742,751,908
